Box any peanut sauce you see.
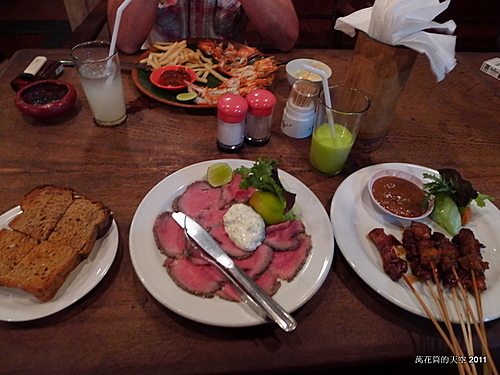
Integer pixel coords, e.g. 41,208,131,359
372,176,427,217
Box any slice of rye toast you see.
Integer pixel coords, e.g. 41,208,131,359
0,241,80,302
8,185,76,241
48,197,112,259
0,228,39,276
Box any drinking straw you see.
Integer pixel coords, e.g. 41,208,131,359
300,63,335,137
108,0,133,58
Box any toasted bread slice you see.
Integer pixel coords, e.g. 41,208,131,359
48,197,112,259
9,185,75,241
0,228,39,276
0,241,80,302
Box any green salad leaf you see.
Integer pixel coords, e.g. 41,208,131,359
235,157,296,217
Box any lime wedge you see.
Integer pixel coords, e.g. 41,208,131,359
176,92,197,102
206,163,233,187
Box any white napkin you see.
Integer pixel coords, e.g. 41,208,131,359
334,0,457,81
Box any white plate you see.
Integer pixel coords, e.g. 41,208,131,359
0,206,119,322
331,162,500,322
129,159,334,327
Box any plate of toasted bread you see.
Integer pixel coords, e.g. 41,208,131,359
0,185,118,322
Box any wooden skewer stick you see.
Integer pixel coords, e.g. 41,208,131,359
402,275,455,353
471,271,491,375
426,275,473,375
452,268,499,375
452,287,477,375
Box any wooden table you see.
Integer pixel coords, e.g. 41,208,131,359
0,48,499,374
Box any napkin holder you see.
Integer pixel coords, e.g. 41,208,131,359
346,32,418,151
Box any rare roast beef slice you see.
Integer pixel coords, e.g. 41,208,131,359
264,220,306,251
255,270,281,296
153,211,187,258
209,222,253,259
268,233,312,282
174,181,222,218
216,283,242,302
196,206,228,231
164,256,226,297
220,173,256,208
235,244,274,278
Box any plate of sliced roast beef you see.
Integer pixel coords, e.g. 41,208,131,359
129,159,334,327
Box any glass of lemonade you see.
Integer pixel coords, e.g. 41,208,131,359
310,85,370,176
70,41,127,127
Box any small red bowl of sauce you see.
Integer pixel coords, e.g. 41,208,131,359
369,169,434,220
15,80,77,120
149,65,197,90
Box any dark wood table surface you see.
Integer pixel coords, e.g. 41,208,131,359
0,48,499,374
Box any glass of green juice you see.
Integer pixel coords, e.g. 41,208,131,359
310,85,370,176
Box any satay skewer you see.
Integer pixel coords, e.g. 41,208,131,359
426,273,474,375
451,287,477,375
453,268,499,375
471,271,491,375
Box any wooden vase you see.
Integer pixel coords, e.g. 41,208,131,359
345,32,418,151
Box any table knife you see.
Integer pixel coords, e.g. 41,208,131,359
171,211,297,332
59,60,151,71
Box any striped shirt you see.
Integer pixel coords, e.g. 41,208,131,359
143,0,248,48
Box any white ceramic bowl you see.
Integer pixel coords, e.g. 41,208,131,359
368,169,434,220
286,58,332,86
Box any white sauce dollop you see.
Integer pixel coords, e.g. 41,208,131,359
223,203,265,251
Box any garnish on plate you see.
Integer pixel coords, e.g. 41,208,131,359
235,157,296,225
423,168,494,236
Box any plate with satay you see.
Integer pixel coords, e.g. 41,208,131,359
330,162,500,324
132,38,279,108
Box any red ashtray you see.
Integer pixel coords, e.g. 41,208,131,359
149,65,197,90
15,80,77,120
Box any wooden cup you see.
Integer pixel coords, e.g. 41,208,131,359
345,32,418,151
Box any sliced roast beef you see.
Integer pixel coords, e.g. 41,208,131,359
268,233,312,281
209,222,253,259
264,220,306,251
234,243,274,278
153,211,187,258
220,174,256,207
196,206,228,231
216,283,242,302
173,181,221,218
255,271,281,296
164,256,226,297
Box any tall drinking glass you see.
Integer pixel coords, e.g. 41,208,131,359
310,85,370,176
70,41,127,126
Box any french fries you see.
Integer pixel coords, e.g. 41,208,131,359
140,40,227,84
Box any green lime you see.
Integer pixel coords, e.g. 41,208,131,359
248,191,286,225
176,92,197,102
206,163,233,187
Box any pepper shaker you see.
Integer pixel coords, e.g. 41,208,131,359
245,89,276,146
217,94,248,153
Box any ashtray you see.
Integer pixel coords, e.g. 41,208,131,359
15,80,77,120
368,169,434,220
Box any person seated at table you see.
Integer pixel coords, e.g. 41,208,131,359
108,0,299,54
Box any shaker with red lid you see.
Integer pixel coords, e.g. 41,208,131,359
244,89,276,146
217,94,248,153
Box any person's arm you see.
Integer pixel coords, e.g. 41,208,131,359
107,0,158,54
239,0,299,51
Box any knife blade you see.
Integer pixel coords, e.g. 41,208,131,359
59,60,152,71
171,211,297,332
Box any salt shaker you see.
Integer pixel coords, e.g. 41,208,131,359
217,94,248,153
244,89,276,146
281,79,319,138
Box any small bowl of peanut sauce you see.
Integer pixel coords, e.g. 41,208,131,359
368,169,434,220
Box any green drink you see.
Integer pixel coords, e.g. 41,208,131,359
310,123,354,176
